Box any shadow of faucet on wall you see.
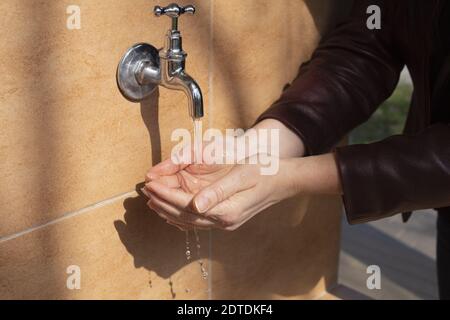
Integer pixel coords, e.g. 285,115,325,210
140,89,162,165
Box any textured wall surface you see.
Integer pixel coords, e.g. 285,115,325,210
0,0,349,299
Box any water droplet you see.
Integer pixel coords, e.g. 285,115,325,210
185,230,191,261
194,228,208,281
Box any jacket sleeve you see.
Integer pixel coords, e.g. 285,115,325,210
257,0,404,155
335,124,450,224
256,1,450,223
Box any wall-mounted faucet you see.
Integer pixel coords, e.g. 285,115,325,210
117,3,204,119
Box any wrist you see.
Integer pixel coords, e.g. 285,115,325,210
269,158,304,202
252,119,306,158
284,154,343,196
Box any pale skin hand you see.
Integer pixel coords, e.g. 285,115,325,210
143,119,343,231
143,160,233,230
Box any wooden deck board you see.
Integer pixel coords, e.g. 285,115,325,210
338,209,438,300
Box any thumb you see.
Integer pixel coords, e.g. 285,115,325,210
193,166,256,214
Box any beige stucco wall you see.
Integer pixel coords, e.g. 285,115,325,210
0,0,350,299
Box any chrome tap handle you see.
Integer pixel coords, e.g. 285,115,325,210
154,3,195,17
154,3,195,30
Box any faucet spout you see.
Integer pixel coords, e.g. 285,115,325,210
166,71,204,119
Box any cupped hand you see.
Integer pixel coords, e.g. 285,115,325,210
143,151,234,230
144,153,296,231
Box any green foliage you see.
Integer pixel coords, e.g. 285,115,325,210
350,84,413,144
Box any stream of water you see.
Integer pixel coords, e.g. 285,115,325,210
184,120,208,288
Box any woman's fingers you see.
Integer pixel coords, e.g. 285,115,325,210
156,175,181,188
195,185,274,230
145,180,194,210
166,220,211,231
192,165,258,215
166,220,188,231
145,158,189,182
148,200,196,229
148,193,218,228
144,175,230,229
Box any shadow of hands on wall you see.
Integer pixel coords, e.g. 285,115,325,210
114,91,197,280
114,183,201,279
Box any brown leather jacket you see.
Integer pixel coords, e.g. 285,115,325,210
257,0,450,224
